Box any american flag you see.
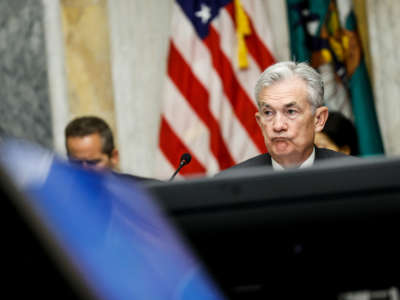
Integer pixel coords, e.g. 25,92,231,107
157,0,276,179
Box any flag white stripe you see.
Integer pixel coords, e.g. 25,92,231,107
216,8,263,104
163,78,219,174
208,70,260,163
241,0,290,61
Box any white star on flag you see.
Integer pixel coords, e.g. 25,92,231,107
195,3,211,24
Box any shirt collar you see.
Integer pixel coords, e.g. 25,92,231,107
271,147,316,170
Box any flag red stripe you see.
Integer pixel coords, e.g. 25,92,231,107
246,21,276,70
225,3,275,71
167,41,236,170
203,27,267,153
159,117,207,175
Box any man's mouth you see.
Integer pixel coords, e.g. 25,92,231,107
271,137,289,142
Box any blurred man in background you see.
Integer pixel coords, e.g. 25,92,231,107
65,116,119,171
65,116,154,182
314,111,359,156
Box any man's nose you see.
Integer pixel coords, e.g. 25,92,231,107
272,113,288,131
81,161,91,169
81,161,97,170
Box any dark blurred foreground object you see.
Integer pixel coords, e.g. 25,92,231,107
147,157,400,300
0,166,87,299
0,139,225,300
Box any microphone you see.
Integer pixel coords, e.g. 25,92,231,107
169,153,192,181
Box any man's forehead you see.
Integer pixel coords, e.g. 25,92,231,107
66,135,104,154
259,101,299,108
257,79,309,108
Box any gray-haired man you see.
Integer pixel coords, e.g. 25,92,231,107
218,61,352,174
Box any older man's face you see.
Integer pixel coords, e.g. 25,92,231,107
255,78,327,167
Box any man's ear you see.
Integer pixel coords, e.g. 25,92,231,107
314,106,329,132
110,149,119,168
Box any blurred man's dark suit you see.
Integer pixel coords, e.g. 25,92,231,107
113,172,161,184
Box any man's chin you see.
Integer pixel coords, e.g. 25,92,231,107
271,142,292,155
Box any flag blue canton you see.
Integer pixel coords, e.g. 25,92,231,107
176,0,231,39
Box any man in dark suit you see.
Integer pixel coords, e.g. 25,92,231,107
65,116,153,182
218,61,353,175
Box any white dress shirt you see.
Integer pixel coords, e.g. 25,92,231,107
271,147,316,170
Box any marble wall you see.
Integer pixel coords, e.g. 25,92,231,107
107,0,173,177
60,0,116,142
367,0,400,155
0,0,53,149
42,0,69,155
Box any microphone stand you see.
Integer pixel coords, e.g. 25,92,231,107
169,153,192,181
169,162,185,181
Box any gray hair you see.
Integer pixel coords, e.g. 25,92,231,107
254,61,324,112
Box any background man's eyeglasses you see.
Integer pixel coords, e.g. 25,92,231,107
68,158,102,166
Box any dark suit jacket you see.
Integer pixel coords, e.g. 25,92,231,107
112,172,161,184
216,147,355,177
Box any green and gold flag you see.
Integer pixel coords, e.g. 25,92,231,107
287,0,384,156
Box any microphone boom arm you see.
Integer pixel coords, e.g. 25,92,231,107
169,153,192,181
